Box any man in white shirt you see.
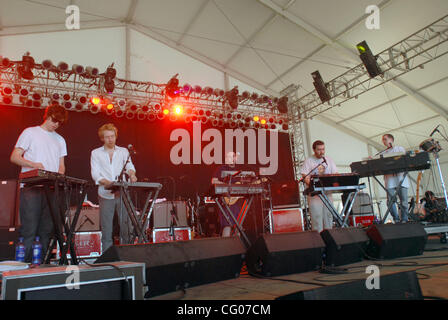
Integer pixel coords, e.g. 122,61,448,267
90,123,137,252
381,134,409,223
300,140,338,233
10,104,68,263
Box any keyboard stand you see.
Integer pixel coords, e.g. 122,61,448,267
373,172,408,224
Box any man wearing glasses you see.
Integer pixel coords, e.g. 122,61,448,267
10,103,68,263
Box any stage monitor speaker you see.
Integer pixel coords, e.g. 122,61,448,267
69,206,100,232
0,179,18,227
246,231,325,277
320,227,370,267
366,223,427,259
276,270,422,300
1,261,145,300
153,201,188,228
95,236,245,297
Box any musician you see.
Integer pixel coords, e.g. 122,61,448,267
381,134,409,223
300,140,338,233
10,104,68,263
90,123,137,252
211,151,245,237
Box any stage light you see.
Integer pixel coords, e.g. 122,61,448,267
126,111,135,120
174,104,183,115
91,97,101,105
115,109,124,118
72,64,84,75
277,96,288,114
268,117,274,123
205,110,212,117
141,105,149,112
57,62,69,72
18,53,35,80
157,112,165,120
163,108,170,115
33,99,42,108
2,95,13,104
311,70,331,103
214,88,225,97
238,121,244,128
203,87,213,96
253,116,260,122
91,105,100,114
212,119,219,127
63,93,71,101
42,60,53,70
356,40,382,78
104,64,116,93
198,109,204,116
85,66,99,77
52,92,60,100
182,84,192,94
24,99,33,107
106,103,114,110
260,119,266,125
245,117,251,123
148,113,156,121
32,90,42,101
270,124,276,130
153,104,161,111
251,92,259,100
117,99,126,108
261,95,270,103
128,101,139,112
2,86,13,95
282,123,289,131
194,85,202,94
166,75,180,98
225,87,239,109
0,56,11,68
78,96,88,104
241,91,250,100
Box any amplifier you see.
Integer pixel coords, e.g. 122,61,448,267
272,207,304,233
56,231,102,259
0,180,18,227
153,201,188,228
348,214,375,227
69,206,100,232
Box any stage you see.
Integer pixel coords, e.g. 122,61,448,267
149,235,448,300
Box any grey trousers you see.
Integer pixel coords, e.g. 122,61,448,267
308,195,333,233
19,187,54,263
99,196,132,253
387,187,409,223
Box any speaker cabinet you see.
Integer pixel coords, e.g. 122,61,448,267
246,231,325,277
366,223,427,259
95,236,245,297
0,227,19,260
320,227,370,267
0,180,18,227
276,270,422,300
153,201,188,228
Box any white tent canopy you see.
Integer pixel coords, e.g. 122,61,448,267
1,0,447,216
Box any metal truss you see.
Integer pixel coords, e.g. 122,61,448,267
0,60,288,130
290,14,448,120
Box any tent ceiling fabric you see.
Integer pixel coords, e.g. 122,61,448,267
0,0,447,151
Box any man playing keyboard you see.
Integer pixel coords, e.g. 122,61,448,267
300,140,338,233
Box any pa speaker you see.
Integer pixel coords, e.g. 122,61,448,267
320,227,370,266
246,231,325,277
95,236,245,297
366,223,427,259
276,270,422,300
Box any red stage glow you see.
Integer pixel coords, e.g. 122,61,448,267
163,108,170,115
91,97,101,105
174,105,183,115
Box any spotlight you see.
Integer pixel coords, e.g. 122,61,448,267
91,105,100,114
57,62,69,72
63,93,71,101
2,86,13,95
32,90,42,101
117,99,126,108
85,66,99,77
270,124,276,130
163,108,170,115
104,64,116,93
205,110,212,117
182,84,192,94
106,103,114,111
277,96,288,114
72,64,84,75
52,92,60,100
18,53,35,80
166,74,180,98
174,104,183,115
202,87,213,96
141,105,149,112
91,96,101,105
157,112,165,120
261,95,270,103
78,96,88,104
115,109,124,118
2,95,13,104
241,91,250,100
253,116,260,122
193,85,202,94
0,56,11,68
41,59,53,70
126,111,135,120
311,71,331,103
128,101,139,112
356,40,382,78
33,99,42,108
225,87,239,109
214,88,225,97
251,92,259,100
282,123,289,131
238,121,244,128
260,119,266,125
212,119,219,127
148,113,156,121
153,104,161,111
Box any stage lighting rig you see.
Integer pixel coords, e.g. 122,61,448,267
17,52,35,81
103,63,117,93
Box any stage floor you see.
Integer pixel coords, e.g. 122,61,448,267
149,235,448,300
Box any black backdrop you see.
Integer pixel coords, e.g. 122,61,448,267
0,105,295,203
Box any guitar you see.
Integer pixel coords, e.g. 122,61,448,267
413,171,425,218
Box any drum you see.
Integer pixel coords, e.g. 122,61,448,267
419,138,442,153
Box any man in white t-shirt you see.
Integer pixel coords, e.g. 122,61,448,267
381,134,409,223
10,104,68,263
90,123,137,252
300,140,338,233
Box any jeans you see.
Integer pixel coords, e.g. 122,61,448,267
387,187,409,222
99,196,132,252
19,187,54,263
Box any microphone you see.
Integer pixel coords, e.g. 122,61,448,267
430,125,440,137
127,144,137,155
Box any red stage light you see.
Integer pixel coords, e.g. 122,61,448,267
163,108,170,115
260,119,266,125
253,116,260,122
106,103,114,110
91,97,101,105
